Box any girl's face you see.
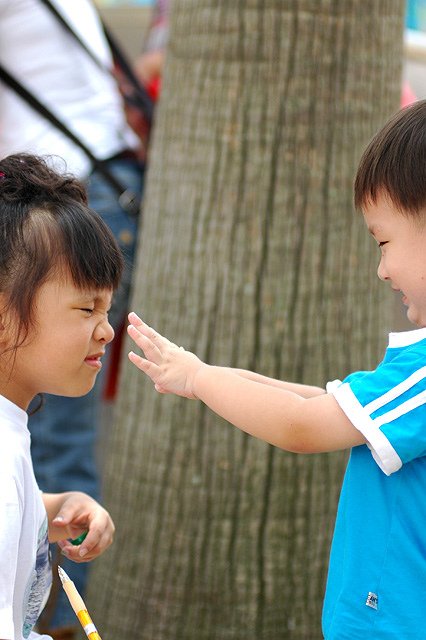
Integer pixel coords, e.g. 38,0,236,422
363,193,426,328
0,275,114,409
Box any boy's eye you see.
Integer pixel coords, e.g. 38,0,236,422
378,241,388,248
80,308,94,314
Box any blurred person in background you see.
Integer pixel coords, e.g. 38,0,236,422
134,0,169,102
0,2,145,639
99,0,170,402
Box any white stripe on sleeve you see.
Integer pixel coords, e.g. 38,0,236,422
332,382,402,475
364,366,426,414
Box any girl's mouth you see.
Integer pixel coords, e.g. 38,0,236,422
84,353,103,369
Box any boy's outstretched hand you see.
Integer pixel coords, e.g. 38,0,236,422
127,311,204,399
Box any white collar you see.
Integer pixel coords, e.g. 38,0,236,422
388,327,426,348
0,394,28,427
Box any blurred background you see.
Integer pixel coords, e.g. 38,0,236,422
405,1,426,99
96,0,426,333
85,3,426,639
3,2,424,639
96,0,426,74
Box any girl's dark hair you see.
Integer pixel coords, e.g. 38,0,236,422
0,153,123,349
354,99,426,216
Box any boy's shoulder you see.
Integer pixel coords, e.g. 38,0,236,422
346,328,426,386
386,327,426,354
329,328,426,476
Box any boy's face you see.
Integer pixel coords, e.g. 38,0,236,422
0,275,114,409
364,192,426,328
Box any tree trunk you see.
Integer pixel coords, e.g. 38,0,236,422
89,2,405,638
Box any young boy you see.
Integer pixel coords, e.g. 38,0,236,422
127,99,426,639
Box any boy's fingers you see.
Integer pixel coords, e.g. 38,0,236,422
127,312,164,347
127,315,167,346
127,315,178,355
128,311,144,327
128,351,145,367
127,325,163,361
128,352,160,380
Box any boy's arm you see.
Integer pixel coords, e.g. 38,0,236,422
232,368,326,398
127,313,365,454
193,365,364,453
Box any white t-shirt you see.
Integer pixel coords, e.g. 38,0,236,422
0,395,52,640
0,0,138,177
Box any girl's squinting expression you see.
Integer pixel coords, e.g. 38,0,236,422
364,193,426,328
0,276,114,409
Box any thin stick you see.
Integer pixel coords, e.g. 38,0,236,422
58,566,102,640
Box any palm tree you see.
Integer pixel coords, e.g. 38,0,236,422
89,2,405,638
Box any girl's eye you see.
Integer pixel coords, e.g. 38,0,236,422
378,241,388,248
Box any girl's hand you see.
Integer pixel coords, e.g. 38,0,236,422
127,311,205,399
44,492,115,562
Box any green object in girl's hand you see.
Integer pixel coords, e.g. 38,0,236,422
69,531,88,546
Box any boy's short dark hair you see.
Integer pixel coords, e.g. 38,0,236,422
0,153,123,349
354,99,426,217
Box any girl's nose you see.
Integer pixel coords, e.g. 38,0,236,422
377,257,389,282
95,317,115,344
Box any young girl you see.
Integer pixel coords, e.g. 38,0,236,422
0,153,121,640
127,100,426,639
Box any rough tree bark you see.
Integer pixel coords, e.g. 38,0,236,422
89,2,405,638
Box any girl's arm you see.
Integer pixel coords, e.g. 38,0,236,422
43,492,114,561
127,312,365,454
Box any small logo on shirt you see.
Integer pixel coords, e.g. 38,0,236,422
366,592,378,610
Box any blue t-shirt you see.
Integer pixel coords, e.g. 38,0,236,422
323,327,426,639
